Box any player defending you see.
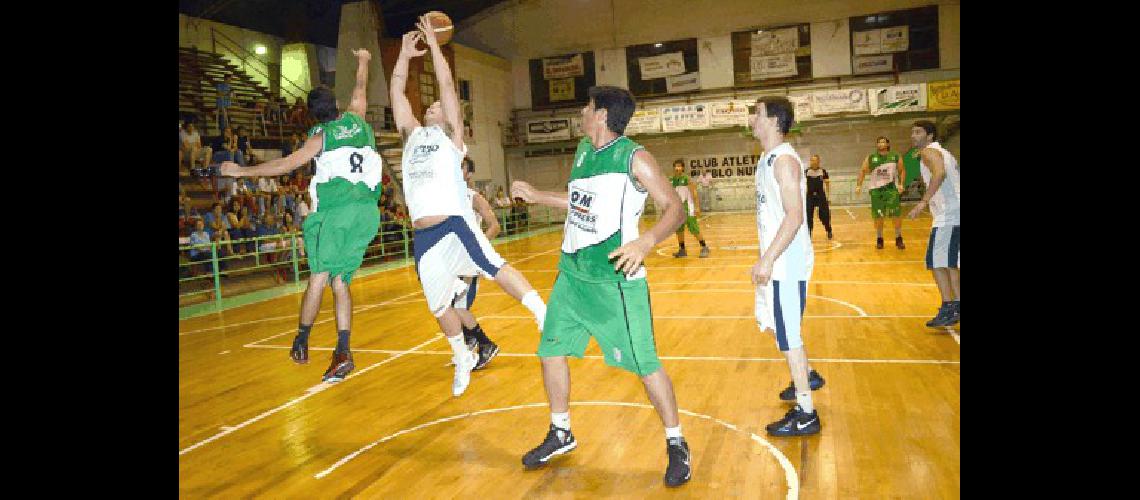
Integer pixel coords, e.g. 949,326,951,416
668,160,710,258
219,48,380,383
512,85,692,487
907,121,960,327
454,157,502,370
391,19,546,397
750,97,824,436
856,137,906,249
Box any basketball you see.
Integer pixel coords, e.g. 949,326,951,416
425,11,454,45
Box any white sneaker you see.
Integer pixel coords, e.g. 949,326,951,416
452,349,478,397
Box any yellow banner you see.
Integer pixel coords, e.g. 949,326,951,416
549,78,575,102
927,79,960,111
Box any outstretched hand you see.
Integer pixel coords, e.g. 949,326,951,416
400,31,426,59
511,181,538,203
416,14,439,47
352,48,371,62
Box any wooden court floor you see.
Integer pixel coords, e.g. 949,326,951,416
178,209,960,499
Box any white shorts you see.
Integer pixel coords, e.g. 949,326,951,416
925,225,960,269
755,280,807,352
414,216,505,317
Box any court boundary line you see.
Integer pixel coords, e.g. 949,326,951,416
311,401,800,500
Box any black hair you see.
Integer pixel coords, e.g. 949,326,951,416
587,86,637,135
755,96,794,135
913,120,937,141
672,159,685,168
307,85,339,123
876,136,890,143
464,157,475,173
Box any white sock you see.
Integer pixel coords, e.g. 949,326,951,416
446,334,468,360
665,425,683,439
521,290,547,330
796,390,814,414
551,412,570,430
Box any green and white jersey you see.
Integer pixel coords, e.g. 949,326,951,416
866,151,900,190
307,112,383,212
559,136,648,282
669,174,696,216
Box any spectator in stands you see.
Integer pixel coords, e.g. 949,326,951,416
494,186,511,208
203,202,229,238
295,192,311,223
266,97,282,124
511,196,529,233
256,212,283,256
288,99,308,126
236,126,258,165
227,204,255,254
216,74,235,131
188,219,227,276
279,175,296,214
255,175,279,216
210,126,244,167
180,122,211,170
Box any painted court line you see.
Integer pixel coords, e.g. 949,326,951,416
179,334,443,456
246,345,960,365
243,290,425,347
313,401,801,500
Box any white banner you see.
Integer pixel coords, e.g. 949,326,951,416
880,26,909,52
571,116,585,137
542,54,585,79
661,104,711,132
869,84,927,115
526,118,572,143
750,53,798,80
787,94,815,121
639,51,686,80
709,101,751,127
810,89,868,115
853,54,894,74
751,27,799,56
624,108,662,136
852,29,882,55
665,72,701,93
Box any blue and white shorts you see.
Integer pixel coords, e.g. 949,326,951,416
414,215,505,317
755,280,807,352
926,225,960,270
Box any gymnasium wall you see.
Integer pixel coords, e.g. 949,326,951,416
453,44,515,192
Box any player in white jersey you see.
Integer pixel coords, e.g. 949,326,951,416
750,97,823,437
453,157,503,370
390,20,547,397
907,120,960,327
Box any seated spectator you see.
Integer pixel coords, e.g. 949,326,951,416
511,197,529,233
227,204,255,254
278,175,296,213
210,126,245,167
294,192,311,223
236,126,258,165
494,186,511,208
203,202,230,238
255,175,278,216
180,122,212,170
188,219,227,276
266,97,283,124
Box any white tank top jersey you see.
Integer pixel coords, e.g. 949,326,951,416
919,142,961,227
466,188,483,227
401,125,470,223
755,142,814,282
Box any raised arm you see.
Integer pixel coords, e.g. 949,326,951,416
417,14,464,149
752,156,804,285
907,148,946,219
347,48,371,116
608,149,685,274
390,32,426,138
218,133,323,178
472,192,501,239
511,180,568,209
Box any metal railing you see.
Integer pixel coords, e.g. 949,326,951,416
209,28,306,103
178,206,568,309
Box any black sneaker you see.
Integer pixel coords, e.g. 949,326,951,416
943,302,960,325
778,370,826,401
474,340,499,370
290,335,308,364
522,424,577,469
322,350,354,383
895,236,905,249
463,329,478,352
664,437,692,487
876,237,884,249
827,231,833,240
926,304,953,327
673,247,688,258
766,405,821,437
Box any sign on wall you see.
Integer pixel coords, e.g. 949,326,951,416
709,101,751,127
661,104,711,132
638,51,686,80
810,88,869,114
853,54,894,74
750,53,798,80
542,54,585,79
625,108,662,135
869,84,927,115
853,27,908,55
927,79,960,111
750,27,799,56
549,78,575,101
527,118,572,143
787,94,815,122
665,72,701,93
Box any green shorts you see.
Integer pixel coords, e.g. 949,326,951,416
537,273,662,377
301,203,381,285
676,203,701,236
869,185,902,218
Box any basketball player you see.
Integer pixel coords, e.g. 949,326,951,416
750,96,824,436
511,86,692,487
906,121,960,327
453,157,502,370
855,137,906,249
805,154,833,240
669,159,710,258
391,20,546,397
218,48,379,383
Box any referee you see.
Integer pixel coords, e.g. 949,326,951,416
805,154,833,240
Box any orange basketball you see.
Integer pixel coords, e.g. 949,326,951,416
425,11,454,45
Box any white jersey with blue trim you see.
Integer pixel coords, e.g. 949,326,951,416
754,142,814,282
402,125,470,223
919,141,961,227
466,188,483,227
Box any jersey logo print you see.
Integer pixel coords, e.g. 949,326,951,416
332,122,362,140
350,152,364,173
568,188,598,234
